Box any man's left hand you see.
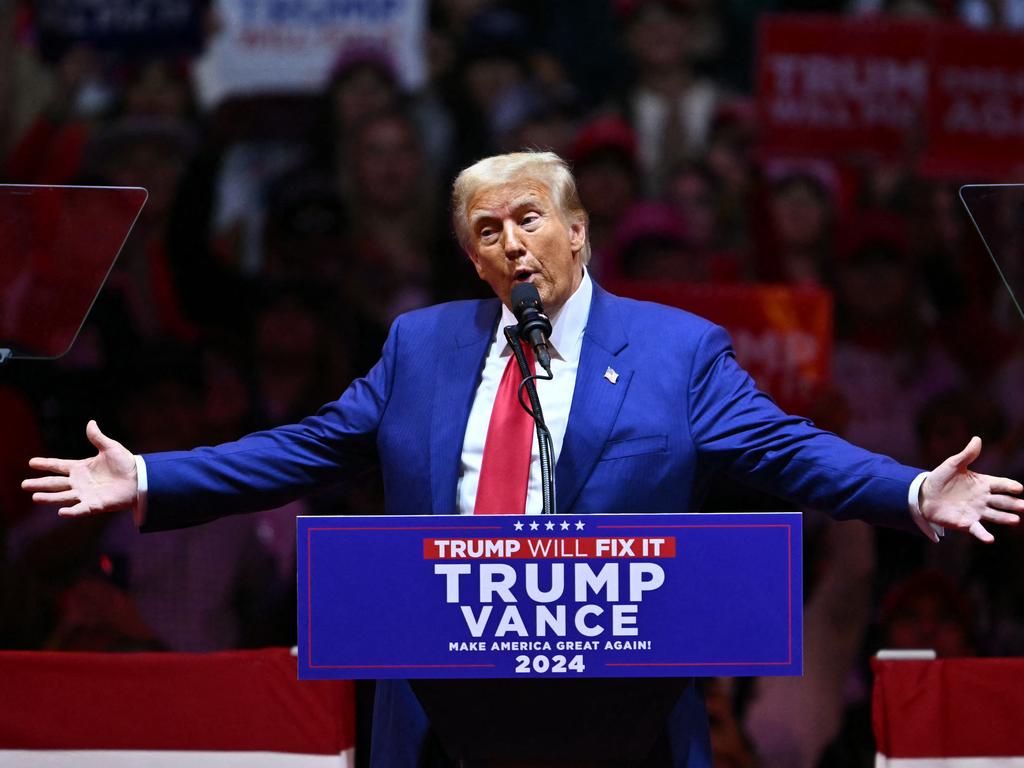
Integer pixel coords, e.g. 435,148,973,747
921,436,1024,542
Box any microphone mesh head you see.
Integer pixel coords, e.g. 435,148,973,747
511,282,542,313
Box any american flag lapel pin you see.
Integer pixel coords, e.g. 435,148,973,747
603,366,619,384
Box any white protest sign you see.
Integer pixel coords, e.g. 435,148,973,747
194,0,426,107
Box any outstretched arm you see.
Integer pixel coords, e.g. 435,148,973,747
920,436,1023,543
22,313,401,530
689,323,1023,539
22,420,138,517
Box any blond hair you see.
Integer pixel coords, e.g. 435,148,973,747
451,151,591,264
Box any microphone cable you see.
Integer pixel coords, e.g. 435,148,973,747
505,326,556,515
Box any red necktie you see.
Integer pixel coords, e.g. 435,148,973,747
474,346,536,515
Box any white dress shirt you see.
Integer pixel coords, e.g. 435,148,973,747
456,270,592,516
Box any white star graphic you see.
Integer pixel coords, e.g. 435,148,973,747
575,520,585,530
544,520,555,530
513,521,524,531
560,520,571,530
529,521,540,531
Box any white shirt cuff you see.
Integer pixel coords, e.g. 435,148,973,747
133,454,148,527
908,471,943,542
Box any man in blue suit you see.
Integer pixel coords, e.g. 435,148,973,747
24,152,1024,767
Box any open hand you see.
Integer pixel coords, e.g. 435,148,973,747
22,421,137,517
921,436,1024,543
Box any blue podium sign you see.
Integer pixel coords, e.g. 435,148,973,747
297,513,802,680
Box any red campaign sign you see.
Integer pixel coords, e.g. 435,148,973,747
758,16,1024,179
922,26,1024,179
604,280,832,416
757,16,932,159
423,537,678,560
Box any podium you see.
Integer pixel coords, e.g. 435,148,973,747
298,512,802,764
410,677,689,763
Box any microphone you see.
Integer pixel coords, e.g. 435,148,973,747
511,282,553,375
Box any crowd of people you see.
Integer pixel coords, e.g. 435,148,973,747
2,1,1024,767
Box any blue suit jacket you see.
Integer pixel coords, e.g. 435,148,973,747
141,283,922,767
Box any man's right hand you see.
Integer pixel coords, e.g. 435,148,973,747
22,420,138,517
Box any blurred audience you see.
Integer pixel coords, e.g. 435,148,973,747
83,117,200,359
756,163,839,286
832,212,965,464
607,201,739,282
880,569,976,657
614,0,723,196
0,387,42,533
339,107,438,363
665,161,727,258
570,116,641,272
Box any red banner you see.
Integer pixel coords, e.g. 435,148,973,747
757,16,931,160
873,657,1024,764
758,16,1024,179
923,26,1024,179
0,648,355,764
604,280,832,415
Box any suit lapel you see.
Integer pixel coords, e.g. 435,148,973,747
429,299,499,516
556,284,631,514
